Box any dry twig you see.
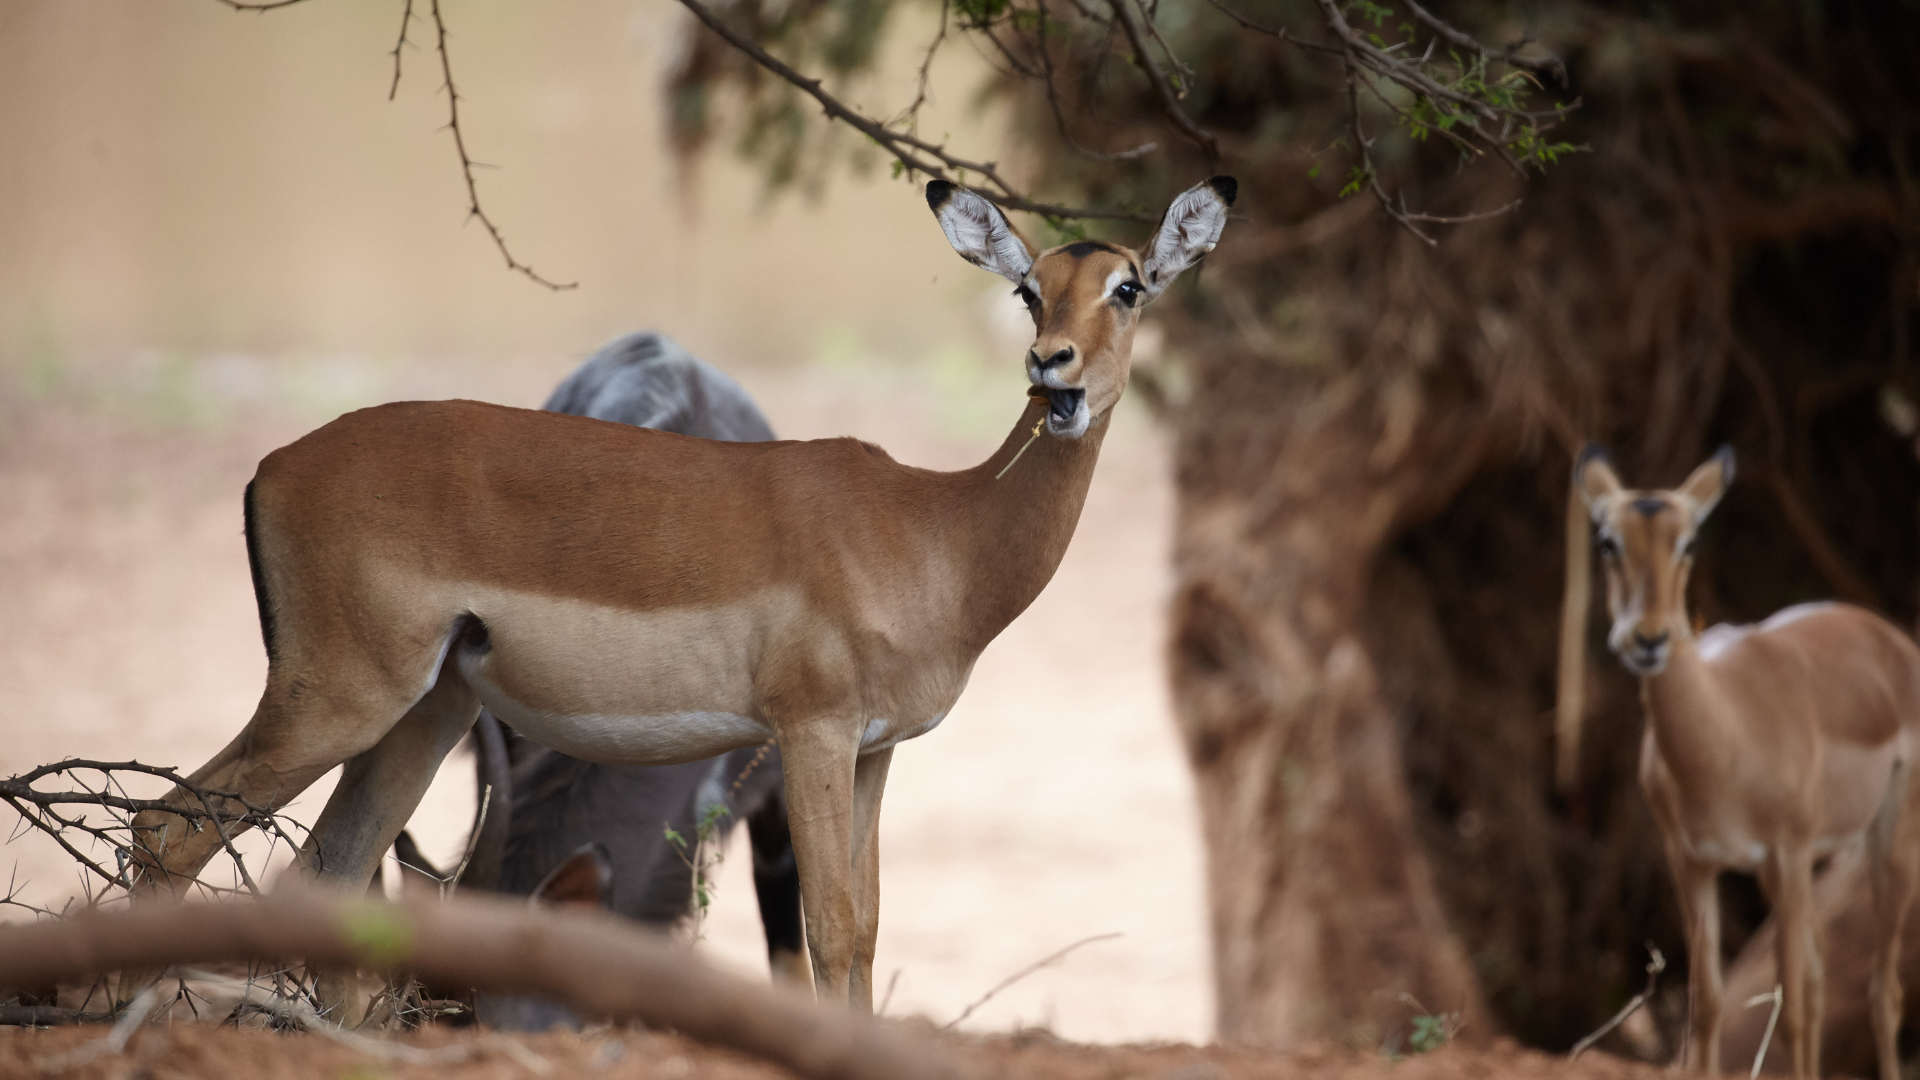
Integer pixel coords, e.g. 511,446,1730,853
943,931,1121,1030
1568,944,1665,1059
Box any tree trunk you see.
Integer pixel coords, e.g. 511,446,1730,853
1168,369,1493,1048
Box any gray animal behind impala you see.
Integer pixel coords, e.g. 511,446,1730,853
405,332,803,1031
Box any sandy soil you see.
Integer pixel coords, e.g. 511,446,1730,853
0,1022,1660,1080
0,350,1211,1045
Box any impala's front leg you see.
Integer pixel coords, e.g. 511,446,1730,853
850,747,893,1012
1765,844,1823,1078
779,721,861,1003
1667,844,1723,1072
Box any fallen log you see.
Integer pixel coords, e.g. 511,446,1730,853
0,885,965,1080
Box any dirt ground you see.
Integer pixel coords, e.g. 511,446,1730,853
0,1021,1660,1080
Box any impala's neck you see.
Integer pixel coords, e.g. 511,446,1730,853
943,394,1111,650
1638,631,1739,782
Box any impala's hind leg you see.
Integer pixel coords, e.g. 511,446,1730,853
302,654,478,1023
1867,759,1914,1080
298,654,479,889
128,663,440,897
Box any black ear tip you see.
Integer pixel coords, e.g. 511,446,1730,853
926,180,955,212
1207,175,1238,206
1573,441,1609,477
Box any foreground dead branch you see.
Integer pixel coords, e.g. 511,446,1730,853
0,885,967,1080
0,759,308,904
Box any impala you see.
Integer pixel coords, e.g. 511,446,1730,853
128,176,1237,1012
1566,445,1920,1079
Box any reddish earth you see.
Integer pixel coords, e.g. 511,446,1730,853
0,1022,1658,1080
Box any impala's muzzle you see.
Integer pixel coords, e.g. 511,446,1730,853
1612,623,1671,676
1026,350,1091,438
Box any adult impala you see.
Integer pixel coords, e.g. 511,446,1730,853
1566,446,1920,1079
128,176,1237,1011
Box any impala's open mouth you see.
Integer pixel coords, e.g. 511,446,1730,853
1032,385,1086,431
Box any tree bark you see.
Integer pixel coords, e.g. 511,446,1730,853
1168,370,1493,1048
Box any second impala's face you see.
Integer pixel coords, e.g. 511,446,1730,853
1017,241,1144,438
1595,495,1697,675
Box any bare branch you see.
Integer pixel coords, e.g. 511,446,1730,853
427,0,577,290
0,887,972,1080
1197,0,1342,55
895,0,951,133
387,0,417,102
1,759,310,903
675,0,1151,221
1105,0,1220,165
1036,0,1159,162
1399,0,1566,81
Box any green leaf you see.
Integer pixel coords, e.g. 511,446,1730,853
337,902,414,967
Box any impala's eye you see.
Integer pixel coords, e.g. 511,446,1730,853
1114,280,1142,307
1014,285,1040,312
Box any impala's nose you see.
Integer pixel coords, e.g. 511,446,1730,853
1029,345,1075,371
1633,630,1670,651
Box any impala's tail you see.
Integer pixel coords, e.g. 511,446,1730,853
242,479,278,662
1556,446,1599,793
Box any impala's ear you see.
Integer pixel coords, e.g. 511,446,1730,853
1140,175,1236,301
1677,445,1735,525
926,181,1034,284
531,843,613,909
1574,443,1623,512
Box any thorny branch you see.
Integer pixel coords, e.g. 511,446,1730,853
387,0,416,101
0,759,309,903
1036,0,1158,162
426,0,577,290
1105,0,1220,165
675,0,1152,221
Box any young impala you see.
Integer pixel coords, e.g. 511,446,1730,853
127,176,1236,1012
1567,446,1920,1079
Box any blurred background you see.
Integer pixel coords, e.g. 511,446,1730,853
0,0,1209,1043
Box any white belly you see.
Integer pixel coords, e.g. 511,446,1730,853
472,683,772,765
448,584,787,765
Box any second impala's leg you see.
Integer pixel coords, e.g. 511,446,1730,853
1866,759,1914,1080
1667,842,1724,1072
1763,842,1823,1078
779,721,861,1003
850,746,893,1011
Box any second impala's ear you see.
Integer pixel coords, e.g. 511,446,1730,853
1677,445,1735,525
1140,175,1236,301
1574,443,1624,513
926,181,1034,284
